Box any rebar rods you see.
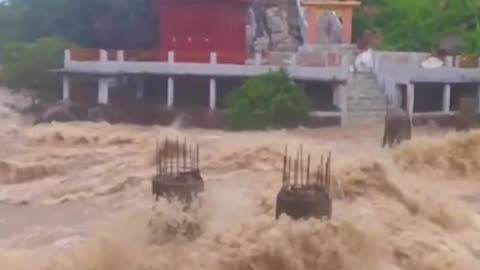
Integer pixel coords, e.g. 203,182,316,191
281,145,332,196
155,137,200,176
276,145,333,220
152,137,204,205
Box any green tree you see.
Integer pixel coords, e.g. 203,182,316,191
0,0,158,50
225,69,310,130
353,0,480,54
0,3,23,58
0,36,74,100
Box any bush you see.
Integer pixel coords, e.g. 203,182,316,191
0,36,74,101
225,69,310,130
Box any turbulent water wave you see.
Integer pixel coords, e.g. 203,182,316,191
0,90,480,269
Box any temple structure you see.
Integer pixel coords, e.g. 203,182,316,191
302,0,360,45
55,0,480,127
55,0,352,126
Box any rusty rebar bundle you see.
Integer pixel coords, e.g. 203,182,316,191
155,137,200,176
281,145,332,195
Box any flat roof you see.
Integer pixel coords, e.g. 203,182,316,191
51,65,348,82
51,69,122,76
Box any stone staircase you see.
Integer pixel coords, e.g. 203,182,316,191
345,72,387,125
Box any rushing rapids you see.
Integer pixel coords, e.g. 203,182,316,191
0,88,480,270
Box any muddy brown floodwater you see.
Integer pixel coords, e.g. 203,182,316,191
1,89,480,270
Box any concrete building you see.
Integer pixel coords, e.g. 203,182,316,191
56,0,480,125
54,0,480,127
54,0,360,127
55,48,351,124
373,52,480,124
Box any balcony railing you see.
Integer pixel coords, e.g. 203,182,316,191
70,48,119,61
68,48,248,65
124,50,168,62
372,51,480,73
67,47,480,71
66,47,352,68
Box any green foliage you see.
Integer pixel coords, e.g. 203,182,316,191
0,36,73,100
0,0,476,57
0,0,157,51
0,3,22,55
464,30,480,53
2,41,27,64
225,70,310,130
353,0,480,54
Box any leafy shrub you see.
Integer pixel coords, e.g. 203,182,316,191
0,36,74,100
225,69,310,130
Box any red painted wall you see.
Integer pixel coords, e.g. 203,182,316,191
157,0,251,64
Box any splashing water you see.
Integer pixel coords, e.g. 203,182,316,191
0,90,480,270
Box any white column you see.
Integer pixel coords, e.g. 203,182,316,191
98,77,109,104
478,58,480,112
210,52,217,64
477,83,480,113
445,56,453,67
290,53,297,66
62,75,70,100
443,84,451,113
454,56,460,67
100,49,108,62
168,51,175,63
64,49,71,64
135,76,145,100
338,84,348,126
117,50,125,62
254,53,262,65
373,51,380,73
167,77,174,108
209,78,217,110
407,83,415,114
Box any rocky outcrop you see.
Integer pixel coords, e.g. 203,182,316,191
249,0,304,54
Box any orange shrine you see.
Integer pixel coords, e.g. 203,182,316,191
301,0,361,44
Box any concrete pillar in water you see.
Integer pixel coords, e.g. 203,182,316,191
478,57,480,112
477,83,480,112
443,84,451,113
98,77,109,104
407,83,415,115
135,76,145,100
337,84,348,126
62,75,70,100
167,77,174,109
209,78,217,110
